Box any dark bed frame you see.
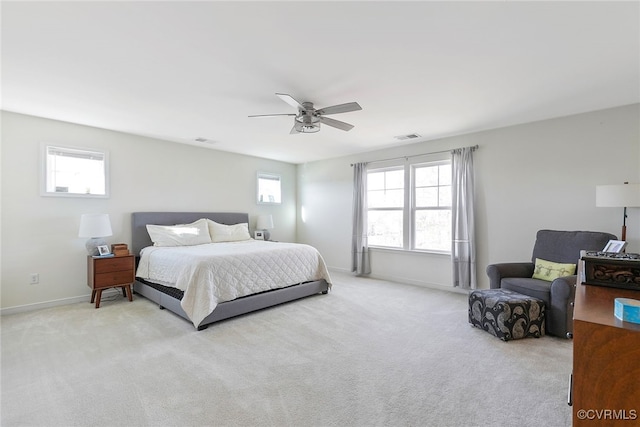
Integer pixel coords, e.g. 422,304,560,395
131,212,329,330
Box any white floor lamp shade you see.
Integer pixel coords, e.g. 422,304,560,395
79,213,113,255
596,183,640,241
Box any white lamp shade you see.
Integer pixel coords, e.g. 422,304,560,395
256,214,274,230
596,184,640,208
78,213,113,238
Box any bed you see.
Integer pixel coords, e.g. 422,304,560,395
132,212,331,330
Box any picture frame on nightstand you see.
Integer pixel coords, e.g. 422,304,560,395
97,245,111,256
254,231,264,240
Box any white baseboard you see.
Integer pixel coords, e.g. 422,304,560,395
328,265,469,294
368,272,470,295
0,288,121,316
327,266,351,274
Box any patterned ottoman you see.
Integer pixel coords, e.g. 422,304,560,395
468,289,545,341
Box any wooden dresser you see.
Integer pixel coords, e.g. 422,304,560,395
572,263,640,426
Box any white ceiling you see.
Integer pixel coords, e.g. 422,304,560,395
2,1,639,164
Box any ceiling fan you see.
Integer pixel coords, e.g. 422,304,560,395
249,93,362,134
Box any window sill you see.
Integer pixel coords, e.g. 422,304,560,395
369,246,450,257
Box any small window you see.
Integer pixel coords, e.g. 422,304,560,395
257,173,281,204
42,145,109,198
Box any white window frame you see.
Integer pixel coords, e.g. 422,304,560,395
367,158,452,253
366,166,405,249
257,172,282,204
41,144,109,198
411,161,452,253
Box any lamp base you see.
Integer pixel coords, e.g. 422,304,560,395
263,230,271,241
86,238,107,256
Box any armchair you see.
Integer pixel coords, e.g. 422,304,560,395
486,229,616,338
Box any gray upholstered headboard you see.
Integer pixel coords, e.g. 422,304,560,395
131,212,250,255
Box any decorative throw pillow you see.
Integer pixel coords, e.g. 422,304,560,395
207,220,251,242
146,218,212,247
532,258,576,282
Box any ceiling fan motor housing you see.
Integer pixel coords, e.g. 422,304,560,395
295,105,320,132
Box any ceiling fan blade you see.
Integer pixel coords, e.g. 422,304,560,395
318,116,354,131
316,102,362,115
276,93,305,110
248,113,297,118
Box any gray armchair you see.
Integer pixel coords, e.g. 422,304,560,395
486,229,616,338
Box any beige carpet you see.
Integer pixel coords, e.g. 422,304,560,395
1,271,572,427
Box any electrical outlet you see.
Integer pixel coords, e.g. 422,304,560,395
29,273,39,284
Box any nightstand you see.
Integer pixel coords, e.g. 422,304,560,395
87,255,135,308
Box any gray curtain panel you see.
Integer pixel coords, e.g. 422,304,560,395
451,147,477,289
351,162,371,275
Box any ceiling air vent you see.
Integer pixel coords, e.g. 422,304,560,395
394,133,421,141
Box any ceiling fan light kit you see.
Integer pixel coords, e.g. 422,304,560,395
249,93,361,134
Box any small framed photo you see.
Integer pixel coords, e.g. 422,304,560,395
97,245,111,256
602,240,627,254
254,230,264,240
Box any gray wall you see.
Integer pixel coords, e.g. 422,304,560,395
1,111,297,310
296,104,640,290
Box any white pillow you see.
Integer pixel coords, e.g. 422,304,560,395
146,219,212,247
207,220,251,242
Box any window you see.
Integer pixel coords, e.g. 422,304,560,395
367,160,451,252
367,167,404,248
257,173,281,204
413,162,451,251
42,145,109,198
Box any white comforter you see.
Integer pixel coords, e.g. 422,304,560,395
136,240,332,327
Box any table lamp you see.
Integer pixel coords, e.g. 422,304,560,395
79,213,113,255
256,214,274,241
596,182,640,241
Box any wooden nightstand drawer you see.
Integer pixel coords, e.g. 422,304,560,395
94,256,134,273
94,270,135,288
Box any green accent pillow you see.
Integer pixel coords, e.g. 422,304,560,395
532,258,576,282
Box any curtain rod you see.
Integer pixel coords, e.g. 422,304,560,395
350,144,478,167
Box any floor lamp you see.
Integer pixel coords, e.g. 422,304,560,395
596,182,640,241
